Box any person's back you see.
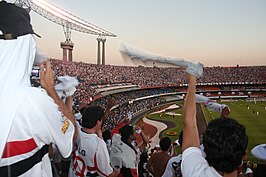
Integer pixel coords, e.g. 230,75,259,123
0,2,77,176
147,137,171,177
69,106,119,177
72,129,109,176
148,151,171,177
110,125,138,177
1,87,75,176
162,131,184,177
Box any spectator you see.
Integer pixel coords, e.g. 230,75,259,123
138,149,149,177
110,125,139,177
146,137,172,177
162,131,183,177
0,2,77,176
69,106,120,177
181,73,248,177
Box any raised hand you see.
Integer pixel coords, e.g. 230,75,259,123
40,60,55,92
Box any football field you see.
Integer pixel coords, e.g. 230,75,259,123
147,100,266,163
203,100,266,162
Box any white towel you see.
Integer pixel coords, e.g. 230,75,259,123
55,76,79,99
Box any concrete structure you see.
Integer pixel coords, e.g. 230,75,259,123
16,0,116,63
60,42,74,61
101,37,106,65
96,36,101,64
96,36,107,65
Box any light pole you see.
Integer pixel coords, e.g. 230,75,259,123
101,37,106,65
96,36,102,64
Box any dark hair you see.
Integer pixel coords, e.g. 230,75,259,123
203,118,248,173
119,125,134,142
178,130,183,147
81,106,104,129
119,125,137,154
102,129,111,142
160,137,171,151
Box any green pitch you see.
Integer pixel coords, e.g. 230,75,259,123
147,100,266,163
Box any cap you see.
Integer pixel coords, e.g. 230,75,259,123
251,144,266,161
0,1,40,40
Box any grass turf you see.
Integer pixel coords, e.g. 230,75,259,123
148,100,266,163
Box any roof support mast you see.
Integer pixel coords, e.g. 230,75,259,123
61,21,74,61
14,0,116,63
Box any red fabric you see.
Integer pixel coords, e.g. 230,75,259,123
130,168,138,177
93,152,108,177
2,138,37,158
73,155,86,177
111,122,126,138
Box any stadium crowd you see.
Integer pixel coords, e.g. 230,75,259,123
1,2,266,177
35,59,266,177
27,57,266,177
49,59,266,110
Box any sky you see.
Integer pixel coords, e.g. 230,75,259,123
8,0,266,67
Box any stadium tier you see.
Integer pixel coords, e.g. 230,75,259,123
29,59,266,129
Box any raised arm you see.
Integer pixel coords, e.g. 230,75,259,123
40,61,78,141
102,98,116,121
134,125,150,151
182,74,200,151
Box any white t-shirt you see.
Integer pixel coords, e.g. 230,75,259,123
110,134,137,169
69,129,113,177
110,134,138,177
181,147,222,177
162,154,182,177
0,88,75,177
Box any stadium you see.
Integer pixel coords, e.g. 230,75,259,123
1,0,266,176
38,59,266,162
31,59,264,176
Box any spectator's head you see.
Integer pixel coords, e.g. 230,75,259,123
81,106,104,129
102,129,111,142
119,125,135,143
0,1,38,75
203,118,248,174
159,137,171,151
221,105,230,118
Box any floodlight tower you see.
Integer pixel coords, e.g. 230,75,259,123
14,0,117,63
60,21,74,61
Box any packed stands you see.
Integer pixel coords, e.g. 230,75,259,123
49,59,266,102
34,59,264,130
